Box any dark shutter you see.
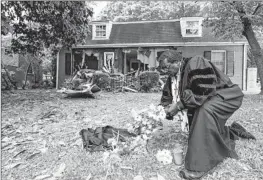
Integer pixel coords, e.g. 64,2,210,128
204,51,211,60
227,51,234,77
65,53,71,75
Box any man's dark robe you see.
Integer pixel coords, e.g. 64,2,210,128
160,56,244,172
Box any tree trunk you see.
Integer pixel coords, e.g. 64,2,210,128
22,62,32,89
1,62,17,89
2,75,11,90
242,24,263,94
237,5,263,94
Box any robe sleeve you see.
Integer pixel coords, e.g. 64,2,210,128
181,89,213,109
179,56,217,109
160,76,173,107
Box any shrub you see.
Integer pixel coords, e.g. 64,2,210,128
138,71,160,92
93,71,111,89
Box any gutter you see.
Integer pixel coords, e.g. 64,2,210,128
73,42,248,48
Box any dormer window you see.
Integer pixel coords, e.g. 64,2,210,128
95,25,106,38
92,21,112,40
180,17,203,37
186,21,199,35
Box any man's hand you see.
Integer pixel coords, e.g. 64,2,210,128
166,101,185,119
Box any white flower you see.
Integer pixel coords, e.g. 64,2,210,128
135,115,142,122
149,104,156,111
157,105,164,112
142,134,149,140
155,149,173,165
131,109,138,119
142,120,147,125
152,114,159,121
141,126,146,133
159,111,166,120
107,138,117,146
145,130,152,134
148,112,155,118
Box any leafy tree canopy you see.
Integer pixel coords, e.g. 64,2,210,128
100,1,206,22
203,1,263,40
1,1,93,55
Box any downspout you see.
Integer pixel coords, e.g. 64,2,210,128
243,43,248,91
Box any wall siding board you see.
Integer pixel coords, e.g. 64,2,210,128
178,45,243,88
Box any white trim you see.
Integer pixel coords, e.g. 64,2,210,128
74,42,248,48
56,50,60,89
180,17,203,37
92,22,112,40
211,50,227,74
104,52,114,70
243,44,248,90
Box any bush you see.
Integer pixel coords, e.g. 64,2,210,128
138,71,160,92
93,71,111,89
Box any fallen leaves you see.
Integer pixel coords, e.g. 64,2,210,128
133,175,144,180
4,162,24,169
13,149,26,158
53,163,66,178
34,174,53,180
2,90,263,180
26,151,41,160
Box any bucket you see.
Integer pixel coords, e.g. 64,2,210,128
173,149,184,165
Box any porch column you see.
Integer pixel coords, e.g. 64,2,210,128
71,49,73,75
124,51,127,74
56,49,66,89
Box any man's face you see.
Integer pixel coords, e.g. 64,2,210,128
162,59,180,76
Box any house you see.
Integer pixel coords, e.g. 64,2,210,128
56,17,248,90
1,36,43,88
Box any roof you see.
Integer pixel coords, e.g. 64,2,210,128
80,19,246,48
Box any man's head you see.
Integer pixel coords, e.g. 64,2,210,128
160,58,180,76
158,50,182,76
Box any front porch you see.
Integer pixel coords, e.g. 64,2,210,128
56,47,166,88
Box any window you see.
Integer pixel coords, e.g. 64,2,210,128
204,50,232,75
104,52,114,72
95,25,106,38
226,51,234,77
186,21,199,35
180,17,203,37
211,50,226,73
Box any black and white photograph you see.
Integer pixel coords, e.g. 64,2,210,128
1,1,263,180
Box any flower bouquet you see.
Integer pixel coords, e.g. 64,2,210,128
127,104,166,140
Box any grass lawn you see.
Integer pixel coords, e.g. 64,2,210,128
1,89,263,180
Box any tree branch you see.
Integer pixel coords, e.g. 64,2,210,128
252,3,263,15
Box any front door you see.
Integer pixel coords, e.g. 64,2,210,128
84,54,98,70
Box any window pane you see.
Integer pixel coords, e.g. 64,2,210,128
227,51,234,76
186,21,199,28
186,29,199,35
95,25,106,37
211,52,225,73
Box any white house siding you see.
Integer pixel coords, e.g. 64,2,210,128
177,45,244,89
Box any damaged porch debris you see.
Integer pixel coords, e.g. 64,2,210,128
57,66,162,97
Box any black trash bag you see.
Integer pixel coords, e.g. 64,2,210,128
79,125,137,152
230,122,256,140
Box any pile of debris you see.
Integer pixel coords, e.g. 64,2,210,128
58,69,102,98
58,68,163,97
